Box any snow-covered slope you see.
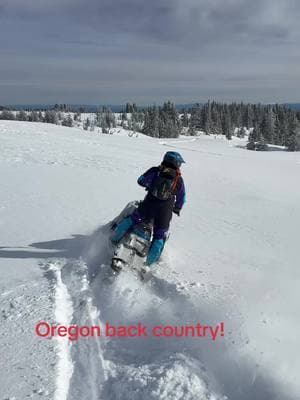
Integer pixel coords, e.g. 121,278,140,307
0,121,299,400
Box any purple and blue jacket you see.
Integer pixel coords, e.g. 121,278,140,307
137,166,186,210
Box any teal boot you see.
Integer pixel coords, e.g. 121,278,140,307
111,216,134,243
146,239,165,266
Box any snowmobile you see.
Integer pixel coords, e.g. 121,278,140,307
109,201,153,280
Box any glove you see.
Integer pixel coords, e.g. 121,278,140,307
173,207,181,216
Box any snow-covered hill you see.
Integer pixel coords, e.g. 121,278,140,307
0,121,299,400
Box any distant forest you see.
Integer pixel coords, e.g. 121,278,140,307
1,101,300,151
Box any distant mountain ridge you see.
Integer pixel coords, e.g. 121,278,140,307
284,103,300,110
2,102,300,112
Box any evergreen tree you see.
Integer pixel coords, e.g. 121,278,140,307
16,110,27,121
247,129,256,150
103,107,116,129
121,112,127,123
187,125,196,136
61,114,73,127
159,101,181,138
242,104,253,128
131,110,142,132
286,113,300,151
253,122,262,142
204,101,212,134
125,103,138,113
211,106,222,135
236,127,247,138
181,110,189,128
74,112,81,122
260,108,274,143
83,118,90,131
95,108,116,131
189,104,202,130
0,110,15,120
44,110,58,124
142,103,180,138
222,111,232,139
28,111,39,122
256,135,268,151
273,115,281,145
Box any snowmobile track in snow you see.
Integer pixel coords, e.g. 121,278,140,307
40,226,294,400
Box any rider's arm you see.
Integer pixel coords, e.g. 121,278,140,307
137,167,158,189
174,178,186,210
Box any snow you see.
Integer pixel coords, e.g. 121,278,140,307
0,120,299,400
49,262,74,400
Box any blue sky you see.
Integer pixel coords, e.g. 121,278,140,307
0,0,300,104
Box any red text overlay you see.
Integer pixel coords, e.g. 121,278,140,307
35,322,225,341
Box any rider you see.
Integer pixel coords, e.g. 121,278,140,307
111,151,186,266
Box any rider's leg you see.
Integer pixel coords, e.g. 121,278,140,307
146,227,168,266
146,202,172,266
111,208,146,243
111,216,134,243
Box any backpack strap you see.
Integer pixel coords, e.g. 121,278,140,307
171,169,181,192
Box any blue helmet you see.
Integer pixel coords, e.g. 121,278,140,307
163,151,185,168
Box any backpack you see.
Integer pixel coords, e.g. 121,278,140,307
149,166,180,200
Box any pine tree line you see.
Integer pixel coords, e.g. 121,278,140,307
117,101,181,138
125,100,300,147
0,107,117,133
95,107,116,133
246,105,300,151
187,102,300,150
1,101,300,150
142,101,181,138
0,109,76,127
